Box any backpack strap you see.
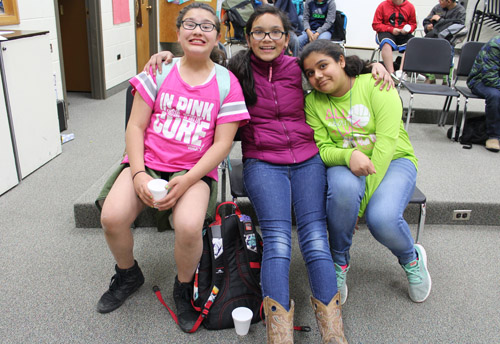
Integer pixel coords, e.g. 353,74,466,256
196,223,225,321
214,63,231,105
155,57,180,89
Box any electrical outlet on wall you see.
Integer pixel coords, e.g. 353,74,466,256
453,210,471,221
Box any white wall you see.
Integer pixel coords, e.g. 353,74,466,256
100,0,136,90
2,0,63,100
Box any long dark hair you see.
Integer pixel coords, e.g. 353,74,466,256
227,5,292,106
298,40,371,77
176,2,226,66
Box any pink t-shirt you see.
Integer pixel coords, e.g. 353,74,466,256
125,63,249,181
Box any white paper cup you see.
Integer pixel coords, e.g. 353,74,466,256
147,179,169,201
403,24,411,32
232,307,253,336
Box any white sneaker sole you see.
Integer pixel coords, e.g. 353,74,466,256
341,284,348,305
414,243,432,302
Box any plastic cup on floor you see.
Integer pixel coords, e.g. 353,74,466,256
147,179,169,201
232,307,253,336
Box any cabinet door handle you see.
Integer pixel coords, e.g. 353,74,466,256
2,47,6,51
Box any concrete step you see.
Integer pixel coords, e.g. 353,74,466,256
74,124,500,229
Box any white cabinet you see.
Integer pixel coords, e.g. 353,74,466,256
0,31,61,184
0,75,18,195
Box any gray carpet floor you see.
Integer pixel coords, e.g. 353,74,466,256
0,89,499,344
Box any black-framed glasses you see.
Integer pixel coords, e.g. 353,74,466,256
181,20,216,32
249,30,286,41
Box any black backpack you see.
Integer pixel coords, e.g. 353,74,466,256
154,201,263,331
331,11,347,41
447,115,488,149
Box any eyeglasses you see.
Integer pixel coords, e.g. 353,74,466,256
181,20,217,32
249,30,286,41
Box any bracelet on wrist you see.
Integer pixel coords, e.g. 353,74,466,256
132,170,146,181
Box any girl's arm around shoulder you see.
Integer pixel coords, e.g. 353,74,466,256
304,92,355,167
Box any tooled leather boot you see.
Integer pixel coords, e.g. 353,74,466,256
310,292,348,344
263,296,294,344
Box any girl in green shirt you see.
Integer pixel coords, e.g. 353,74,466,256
299,40,431,305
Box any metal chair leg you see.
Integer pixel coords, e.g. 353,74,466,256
415,202,426,244
405,94,414,131
458,97,470,140
439,96,452,126
451,95,461,141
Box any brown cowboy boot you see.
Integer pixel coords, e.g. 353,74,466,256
310,292,348,344
263,296,294,344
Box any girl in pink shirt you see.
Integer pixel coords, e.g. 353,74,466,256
96,3,249,332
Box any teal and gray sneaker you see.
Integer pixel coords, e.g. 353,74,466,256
401,244,432,303
334,263,349,305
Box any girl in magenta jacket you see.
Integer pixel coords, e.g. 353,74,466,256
146,7,391,342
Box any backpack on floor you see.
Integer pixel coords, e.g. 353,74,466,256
154,201,263,332
447,115,488,149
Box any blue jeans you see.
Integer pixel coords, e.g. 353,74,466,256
470,81,500,139
327,158,417,266
288,31,300,57
298,31,332,51
243,154,337,309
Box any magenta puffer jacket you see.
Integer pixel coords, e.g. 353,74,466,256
240,51,318,164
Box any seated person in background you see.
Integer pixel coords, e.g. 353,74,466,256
292,0,305,32
221,0,256,41
372,0,417,78
467,35,500,153
274,0,301,56
298,0,337,51
422,0,466,84
423,0,465,36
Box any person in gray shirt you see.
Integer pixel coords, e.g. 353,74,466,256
422,0,466,84
423,0,466,35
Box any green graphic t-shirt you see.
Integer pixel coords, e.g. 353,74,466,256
305,74,418,216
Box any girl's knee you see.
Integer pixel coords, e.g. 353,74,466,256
263,236,291,260
100,210,132,235
174,220,203,245
366,209,395,229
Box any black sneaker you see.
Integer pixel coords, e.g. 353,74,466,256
96,260,145,313
173,276,199,332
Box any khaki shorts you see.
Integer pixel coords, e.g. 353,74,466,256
95,164,218,232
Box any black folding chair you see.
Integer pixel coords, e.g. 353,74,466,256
397,37,460,131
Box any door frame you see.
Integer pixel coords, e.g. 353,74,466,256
147,0,158,66
54,0,158,100
53,0,106,100
86,0,106,99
